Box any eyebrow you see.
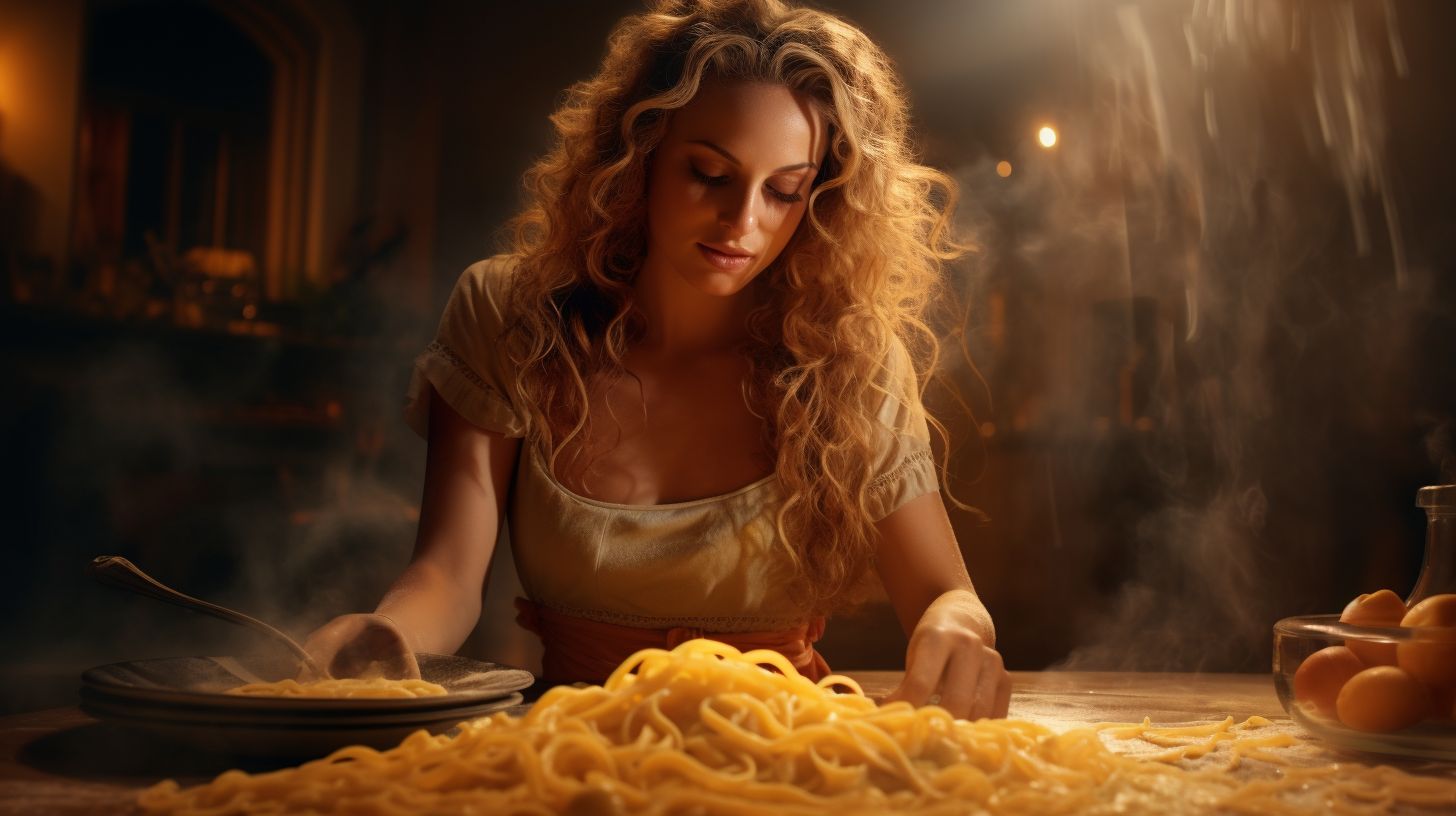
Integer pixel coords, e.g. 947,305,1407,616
688,139,818,174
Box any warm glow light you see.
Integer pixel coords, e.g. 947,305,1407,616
995,161,1012,177
1038,126,1057,147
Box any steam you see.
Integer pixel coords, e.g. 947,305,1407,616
1427,420,1456,486
6,320,542,718
950,0,1420,670
7,0,1438,701
24,340,413,659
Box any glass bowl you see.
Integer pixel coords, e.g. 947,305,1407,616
1274,614,1456,761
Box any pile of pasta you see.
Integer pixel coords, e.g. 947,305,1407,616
223,677,448,699
143,640,1456,815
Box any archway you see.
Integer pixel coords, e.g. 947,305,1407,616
74,0,361,301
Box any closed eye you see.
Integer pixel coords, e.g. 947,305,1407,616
692,164,804,205
691,165,729,186
767,187,802,204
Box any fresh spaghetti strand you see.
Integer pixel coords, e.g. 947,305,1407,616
223,677,447,699
140,639,1456,816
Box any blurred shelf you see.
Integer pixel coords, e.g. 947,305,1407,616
0,300,393,354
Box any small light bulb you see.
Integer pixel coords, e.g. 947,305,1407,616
1038,126,1057,147
996,161,1012,177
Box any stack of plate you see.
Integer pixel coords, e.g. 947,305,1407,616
80,653,534,757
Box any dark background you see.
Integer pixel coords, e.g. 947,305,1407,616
1,0,1453,715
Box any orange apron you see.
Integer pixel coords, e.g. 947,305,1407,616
514,598,831,683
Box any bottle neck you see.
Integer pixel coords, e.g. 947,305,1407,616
1409,509,1456,605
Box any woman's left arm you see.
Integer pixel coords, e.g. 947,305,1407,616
875,491,1012,720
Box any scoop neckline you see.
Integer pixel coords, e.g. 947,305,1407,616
529,447,777,510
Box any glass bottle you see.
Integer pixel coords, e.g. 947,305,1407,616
1408,485,1456,605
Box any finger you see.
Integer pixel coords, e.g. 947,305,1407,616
303,640,346,681
342,620,420,680
990,668,1013,719
933,647,983,719
331,624,393,678
302,618,359,678
383,647,422,681
296,643,333,682
301,625,342,663
969,649,1004,721
885,647,948,707
329,644,368,680
298,642,330,682
361,619,417,680
887,630,953,707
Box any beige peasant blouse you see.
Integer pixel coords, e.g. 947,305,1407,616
404,257,939,633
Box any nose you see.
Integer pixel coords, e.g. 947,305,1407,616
719,185,758,238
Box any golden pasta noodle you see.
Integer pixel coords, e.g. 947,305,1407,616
143,640,1456,815
223,677,448,699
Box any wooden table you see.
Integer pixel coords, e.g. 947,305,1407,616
852,670,1289,727
0,672,1443,815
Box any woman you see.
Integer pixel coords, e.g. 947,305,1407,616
306,0,1011,721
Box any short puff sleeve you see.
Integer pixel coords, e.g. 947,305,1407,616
404,256,527,438
863,340,939,520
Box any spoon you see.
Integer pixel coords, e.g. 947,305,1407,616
86,555,328,679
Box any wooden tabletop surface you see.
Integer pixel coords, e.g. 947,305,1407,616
0,671,1441,815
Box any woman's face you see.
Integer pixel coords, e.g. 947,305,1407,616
644,80,829,298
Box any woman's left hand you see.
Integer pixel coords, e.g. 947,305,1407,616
883,590,1011,721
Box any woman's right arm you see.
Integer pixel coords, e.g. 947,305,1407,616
304,390,520,678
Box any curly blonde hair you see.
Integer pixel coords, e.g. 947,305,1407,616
501,0,961,615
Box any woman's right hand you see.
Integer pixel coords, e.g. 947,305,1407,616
302,613,421,681
297,394,519,683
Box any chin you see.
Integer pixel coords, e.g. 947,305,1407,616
679,263,757,298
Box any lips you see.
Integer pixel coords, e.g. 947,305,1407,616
697,242,755,271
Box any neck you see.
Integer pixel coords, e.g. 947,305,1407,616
632,257,755,356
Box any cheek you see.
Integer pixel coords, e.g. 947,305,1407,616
647,178,708,244
764,205,808,249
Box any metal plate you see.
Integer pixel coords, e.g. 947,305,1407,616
77,653,534,757
79,691,525,756
81,653,533,713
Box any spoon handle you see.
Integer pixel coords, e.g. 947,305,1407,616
87,555,325,678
